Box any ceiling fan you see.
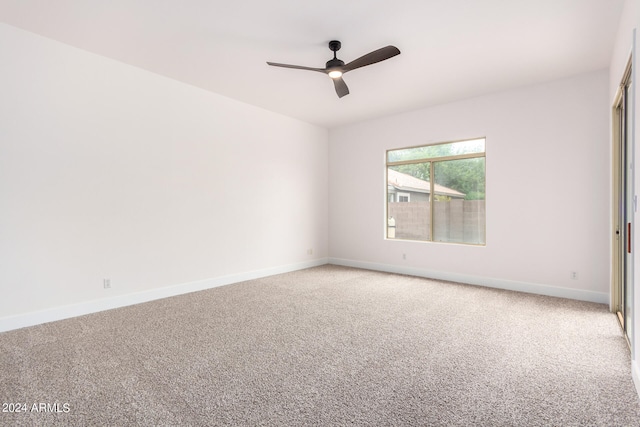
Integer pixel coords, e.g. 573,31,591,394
267,40,401,98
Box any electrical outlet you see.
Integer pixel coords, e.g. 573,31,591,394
103,279,111,289
570,271,578,280
307,248,313,255
402,253,406,260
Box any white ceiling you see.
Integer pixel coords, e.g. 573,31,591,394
0,0,625,128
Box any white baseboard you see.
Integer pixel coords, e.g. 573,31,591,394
0,258,329,333
328,257,609,304
1,257,609,334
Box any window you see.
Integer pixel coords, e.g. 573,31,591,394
386,138,486,245
398,192,410,202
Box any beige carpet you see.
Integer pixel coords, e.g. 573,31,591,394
1,265,639,426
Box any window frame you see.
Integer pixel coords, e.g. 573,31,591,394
386,137,486,245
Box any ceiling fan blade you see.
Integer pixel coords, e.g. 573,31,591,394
333,76,349,98
266,62,325,73
343,46,401,72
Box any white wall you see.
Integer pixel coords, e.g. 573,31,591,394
329,69,610,303
610,0,640,396
0,24,329,330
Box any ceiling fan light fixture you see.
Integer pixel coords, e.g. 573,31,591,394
267,40,401,97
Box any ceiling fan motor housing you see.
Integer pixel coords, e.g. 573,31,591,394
326,58,345,69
